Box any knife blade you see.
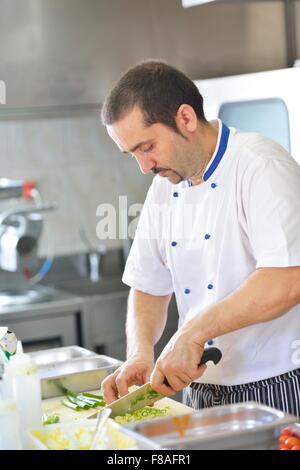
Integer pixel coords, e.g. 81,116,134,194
88,347,222,419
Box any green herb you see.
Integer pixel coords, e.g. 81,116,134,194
114,406,170,424
42,413,60,425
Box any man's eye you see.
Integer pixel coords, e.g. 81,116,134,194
141,144,153,153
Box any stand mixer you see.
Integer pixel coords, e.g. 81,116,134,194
0,178,57,307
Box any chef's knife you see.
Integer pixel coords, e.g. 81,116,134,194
88,347,222,419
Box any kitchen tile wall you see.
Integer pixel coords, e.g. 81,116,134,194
0,107,152,256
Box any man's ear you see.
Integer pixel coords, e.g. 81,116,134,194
175,104,198,134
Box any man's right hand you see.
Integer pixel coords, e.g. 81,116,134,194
101,353,154,404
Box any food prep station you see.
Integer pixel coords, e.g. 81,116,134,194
24,345,299,450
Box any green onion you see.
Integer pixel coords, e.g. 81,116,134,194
114,406,170,424
42,413,60,425
82,392,104,401
62,399,81,411
62,390,106,411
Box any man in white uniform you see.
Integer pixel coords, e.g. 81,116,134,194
101,60,300,417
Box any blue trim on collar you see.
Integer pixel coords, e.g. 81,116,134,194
203,122,230,182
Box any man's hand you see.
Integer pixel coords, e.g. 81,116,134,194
101,353,154,404
150,326,207,396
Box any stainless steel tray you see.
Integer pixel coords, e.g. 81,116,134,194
38,355,122,399
120,402,298,450
29,345,97,366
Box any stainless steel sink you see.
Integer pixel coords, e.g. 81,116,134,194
0,285,59,307
48,276,129,297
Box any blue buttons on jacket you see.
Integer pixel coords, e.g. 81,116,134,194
184,288,190,294
207,284,214,290
171,241,177,247
173,192,179,197
211,183,217,189
204,234,211,240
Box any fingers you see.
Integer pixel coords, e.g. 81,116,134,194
102,359,155,404
197,363,207,378
150,363,208,395
115,370,131,397
102,369,131,403
102,371,120,404
150,368,175,396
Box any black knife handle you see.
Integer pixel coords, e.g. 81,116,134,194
199,347,222,365
162,347,222,387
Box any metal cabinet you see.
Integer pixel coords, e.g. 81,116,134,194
5,312,80,352
82,291,128,360
82,291,179,362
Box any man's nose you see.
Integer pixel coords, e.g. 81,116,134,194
135,155,156,174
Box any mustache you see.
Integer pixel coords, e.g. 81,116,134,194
151,167,171,174
151,167,184,183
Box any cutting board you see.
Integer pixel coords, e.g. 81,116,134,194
42,387,194,424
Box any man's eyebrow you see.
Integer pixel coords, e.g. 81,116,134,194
122,140,152,154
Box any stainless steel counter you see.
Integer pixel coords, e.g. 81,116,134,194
0,285,83,321
0,285,85,351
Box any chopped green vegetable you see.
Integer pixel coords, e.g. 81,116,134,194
130,393,146,407
146,389,163,400
42,413,60,425
114,406,170,424
62,390,106,411
82,392,104,401
62,399,81,411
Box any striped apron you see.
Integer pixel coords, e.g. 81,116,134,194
183,368,300,418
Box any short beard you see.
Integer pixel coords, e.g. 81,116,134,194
152,167,184,183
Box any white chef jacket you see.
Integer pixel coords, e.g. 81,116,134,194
122,119,300,385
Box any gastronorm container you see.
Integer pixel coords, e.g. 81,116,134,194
28,346,97,367
29,418,139,450
37,355,122,399
119,402,298,450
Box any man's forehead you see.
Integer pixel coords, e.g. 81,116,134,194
106,107,150,152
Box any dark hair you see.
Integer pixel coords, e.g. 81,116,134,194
101,60,206,133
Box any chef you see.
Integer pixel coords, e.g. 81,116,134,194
101,60,300,417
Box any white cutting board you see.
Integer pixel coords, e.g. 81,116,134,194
42,387,194,424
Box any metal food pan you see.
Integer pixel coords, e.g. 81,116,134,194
121,402,298,450
38,355,122,399
28,346,97,366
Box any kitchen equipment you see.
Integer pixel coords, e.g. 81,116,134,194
29,418,139,450
195,65,300,165
42,388,194,424
28,346,97,367
90,407,112,450
0,178,58,304
0,285,59,308
0,327,17,361
0,362,22,450
6,353,42,449
120,402,298,450
0,202,57,273
97,347,222,419
37,355,123,399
